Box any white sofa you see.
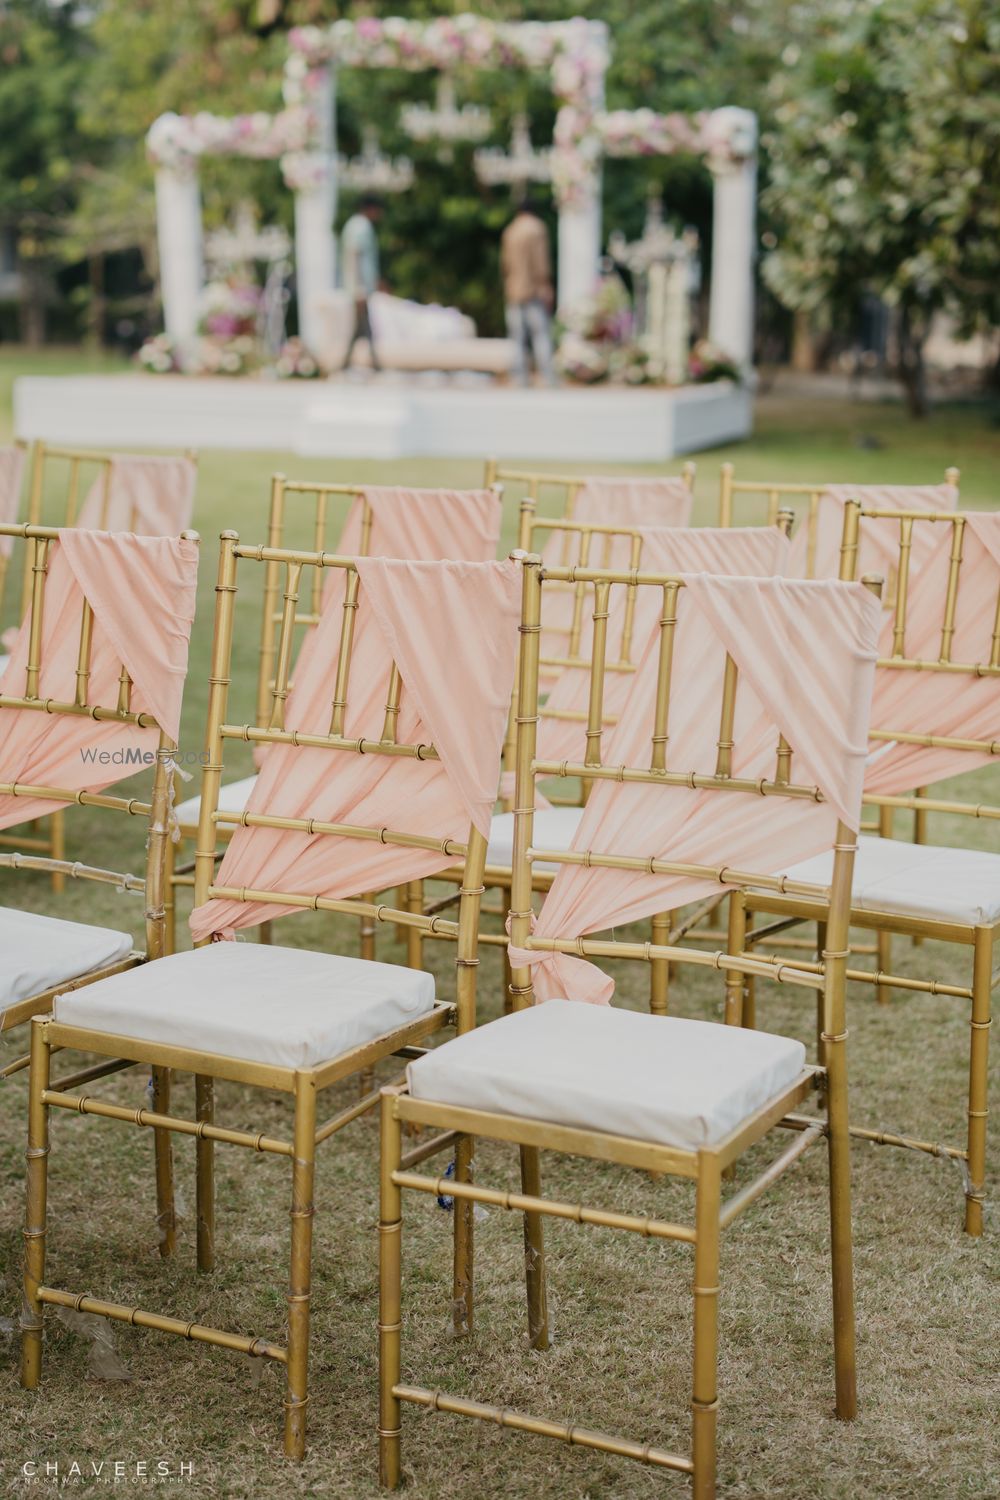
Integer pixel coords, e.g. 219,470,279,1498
312,290,515,376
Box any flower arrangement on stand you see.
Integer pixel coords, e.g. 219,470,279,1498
555,273,652,386
272,338,321,379
688,339,741,383
137,334,182,374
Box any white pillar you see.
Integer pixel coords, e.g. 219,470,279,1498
707,108,758,370
293,68,337,353
557,183,602,315
554,19,607,316
154,166,203,349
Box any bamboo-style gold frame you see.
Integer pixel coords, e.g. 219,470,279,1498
484,457,695,519
741,501,996,1236
164,474,504,956
1,519,194,1255
22,531,508,1459
1,441,198,891
380,555,863,1498
716,462,960,579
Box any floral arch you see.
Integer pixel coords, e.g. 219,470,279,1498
147,15,757,366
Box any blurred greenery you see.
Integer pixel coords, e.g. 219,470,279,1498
0,1,996,385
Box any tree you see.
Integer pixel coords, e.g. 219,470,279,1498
0,0,94,342
760,0,1000,415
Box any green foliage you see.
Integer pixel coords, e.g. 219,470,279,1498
761,0,1000,346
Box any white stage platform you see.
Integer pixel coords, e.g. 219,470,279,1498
14,373,752,461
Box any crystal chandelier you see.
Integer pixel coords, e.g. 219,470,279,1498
474,112,552,187
337,125,414,194
400,74,492,146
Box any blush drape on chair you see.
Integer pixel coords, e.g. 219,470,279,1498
0,532,199,828
788,482,958,580
190,557,522,943
537,477,693,672
337,486,501,567
0,445,26,557
864,512,1000,795
77,455,198,535
509,574,881,1004
538,527,792,765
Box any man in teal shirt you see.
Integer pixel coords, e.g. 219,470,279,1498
340,195,383,371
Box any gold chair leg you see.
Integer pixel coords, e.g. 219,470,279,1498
501,884,513,1015
284,1072,317,1460
723,894,745,1026
876,928,893,1005
195,1074,215,1272
742,908,756,1029
163,836,178,956
452,1133,474,1336
877,805,893,1002
150,1066,176,1257
361,895,376,962
691,1155,720,1500
965,927,992,1237
650,911,669,1015
519,1145,549,1350
912,791,927,946
21,1019,51,1390
825,1034,857,1419
406,881,423,970
49,811,65,895
379,1091,403,1488
815,922,828,1110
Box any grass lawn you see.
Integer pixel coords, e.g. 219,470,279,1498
0,347,998,1498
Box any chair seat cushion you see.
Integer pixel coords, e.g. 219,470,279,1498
408,1003,807,1151
0,907,133,1018
779,835,1000,926
487,807,584,872
53,941,436,1070
174,774,257,830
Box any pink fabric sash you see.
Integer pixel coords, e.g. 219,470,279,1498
865,512,1000,794
77,455,197,535
537,477,692,672
509,574,881,1004
336,486,500,567
538,527,791,766
788,483,957,579
190,557,522,942
0,445,26,558
0,532,199,829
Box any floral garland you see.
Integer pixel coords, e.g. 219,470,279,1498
147,19,755,208
146,108,313,174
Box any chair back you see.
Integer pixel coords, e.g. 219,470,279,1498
256,477,503,726
191,535,524,1031
507,556,881,1022
0,523,200,1022
718,461,959,578
840,502,1000,806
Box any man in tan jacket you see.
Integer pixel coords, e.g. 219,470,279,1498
500,197,557,386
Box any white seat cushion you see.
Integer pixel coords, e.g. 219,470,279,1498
174,774,258,830
488,807,584,872
0,907,133,1018
53,941,436,1070
408,1003,807,1152
779,835,1000,926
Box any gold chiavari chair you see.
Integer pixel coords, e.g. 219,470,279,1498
165,475,505,956
380,557,881,1498
21,535,520,1459
3,440,198,889
739,501,998,1236
0,520,199,1250
485,457,696,518
717,462,960,577
424,503,796,1017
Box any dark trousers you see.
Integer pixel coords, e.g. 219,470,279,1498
343,297,379,371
